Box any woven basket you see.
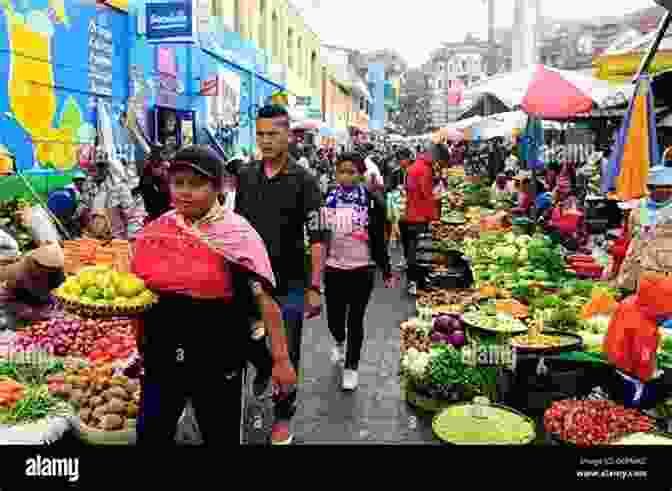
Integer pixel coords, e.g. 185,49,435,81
73,418,136,445
53,291,158,319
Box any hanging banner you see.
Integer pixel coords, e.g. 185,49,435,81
146,2,194,43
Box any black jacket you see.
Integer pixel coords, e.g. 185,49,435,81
323,188,392,281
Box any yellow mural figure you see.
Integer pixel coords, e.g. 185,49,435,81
3,3,79,170
8,16,57,140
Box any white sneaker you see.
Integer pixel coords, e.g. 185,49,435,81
331,344,345,365
342,369,358,390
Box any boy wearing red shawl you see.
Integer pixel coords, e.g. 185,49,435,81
131,145,295,444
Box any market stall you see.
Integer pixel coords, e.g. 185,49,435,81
0,259,152,445
400,153,672,444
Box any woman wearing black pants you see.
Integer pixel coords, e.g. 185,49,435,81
323,153,395,390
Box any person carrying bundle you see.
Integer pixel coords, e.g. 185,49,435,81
612,162,672,292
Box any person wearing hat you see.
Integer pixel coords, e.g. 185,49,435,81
613,161,672,290
0,235,65,321
130,144,295,444
74,148,146,240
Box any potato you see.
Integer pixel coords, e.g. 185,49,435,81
61,383,73,397
106,398,126,414
79,408,92,424
92,405,107,421
107,386,129,401
103,389,118,402
126,401,138,418
126,381,139,394
101,414,124,431
70,389,84,405
89,396,105,408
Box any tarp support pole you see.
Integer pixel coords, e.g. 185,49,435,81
634,11,672,82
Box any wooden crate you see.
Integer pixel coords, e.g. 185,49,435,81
63,239,131,274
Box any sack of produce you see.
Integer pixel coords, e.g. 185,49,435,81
605,275,672,382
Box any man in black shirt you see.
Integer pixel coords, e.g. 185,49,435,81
235,105,325,445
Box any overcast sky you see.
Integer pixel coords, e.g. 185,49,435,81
293,0,660,67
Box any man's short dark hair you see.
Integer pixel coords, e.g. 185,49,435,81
336,152,365,173
257,104,289,122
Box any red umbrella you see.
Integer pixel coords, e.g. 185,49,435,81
521,65,595,119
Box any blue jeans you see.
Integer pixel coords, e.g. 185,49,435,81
273,289,304,422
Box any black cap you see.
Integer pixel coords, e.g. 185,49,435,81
171,145,224,182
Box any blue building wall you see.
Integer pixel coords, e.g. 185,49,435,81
0,0,132,174
129,7,285,158
0,0,286,177
368,63,385,131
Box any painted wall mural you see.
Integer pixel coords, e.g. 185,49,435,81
0,0,130,173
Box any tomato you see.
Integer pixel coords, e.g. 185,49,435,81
89,350,105,360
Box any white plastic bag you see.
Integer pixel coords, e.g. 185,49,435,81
23,206,61,244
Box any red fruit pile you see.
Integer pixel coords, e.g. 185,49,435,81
544,399,655,447
16,317,137,361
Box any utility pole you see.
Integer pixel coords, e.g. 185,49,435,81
486,0,496,75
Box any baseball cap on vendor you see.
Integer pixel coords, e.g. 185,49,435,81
171,145,224,183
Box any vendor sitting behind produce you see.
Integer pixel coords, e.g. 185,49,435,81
0,232,65,322
546,180,588,251
511,172,534,216
614,162,672,292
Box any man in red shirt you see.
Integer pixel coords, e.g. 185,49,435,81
404,151,438,295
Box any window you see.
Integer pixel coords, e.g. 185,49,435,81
258,0,266,50
297,37,303,76
287,28,294,69
271,12,279,62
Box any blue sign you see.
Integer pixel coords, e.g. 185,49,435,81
146,2,193,42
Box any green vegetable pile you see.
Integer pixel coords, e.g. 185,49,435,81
0,359,64,385
426,345,499,401
0,197,38,252
0,385,69,425
462,183,493,208
466,232,576,298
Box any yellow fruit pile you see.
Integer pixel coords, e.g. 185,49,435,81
54,265,156,307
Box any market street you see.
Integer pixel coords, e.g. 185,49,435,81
242,250,439,445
